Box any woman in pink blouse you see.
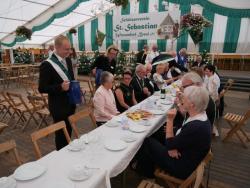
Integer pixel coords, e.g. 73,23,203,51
93,71,119,126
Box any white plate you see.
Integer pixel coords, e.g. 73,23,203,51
112,116,122,123
129,125,147,133
14,162,46,181
121,134,137,143
106,121,119,127
138,120,151,126
68,165,92,181
45,180,74,188
0,177,16,188
150,109,165,115
104,139,127,151
160,100,173,105
67,139,85,151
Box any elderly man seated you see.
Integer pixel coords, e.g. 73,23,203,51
93,71,119,126
130,64,152,103
133,86,211,179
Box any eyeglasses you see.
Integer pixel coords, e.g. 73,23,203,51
181,83,193,89
124,77,131,80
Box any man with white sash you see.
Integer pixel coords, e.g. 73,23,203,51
39,35,76,150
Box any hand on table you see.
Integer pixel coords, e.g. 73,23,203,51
61,81,70,91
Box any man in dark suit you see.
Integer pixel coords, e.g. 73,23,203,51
130,64,151,103
38,35,76,150
136,45,149,64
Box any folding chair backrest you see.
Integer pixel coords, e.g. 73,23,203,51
0,139,22,165
68,109,96,138
0,122,8,134
241,109,250,123
0,92,13,108
224,79,234,93
31,121,71,159
27,95,47,110
180,150,213,188
6,92,26,109
0,91,6,103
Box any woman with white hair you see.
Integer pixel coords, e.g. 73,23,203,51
93,71,119,126
133,86,211,179
153,64,173,89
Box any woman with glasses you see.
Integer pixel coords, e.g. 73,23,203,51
114,70,137,113
133,85,211,179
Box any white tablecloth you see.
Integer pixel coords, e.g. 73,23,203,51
12,82,180,188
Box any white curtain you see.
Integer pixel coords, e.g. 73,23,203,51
84,22,92,51
236,18,250,53
210,14,228,53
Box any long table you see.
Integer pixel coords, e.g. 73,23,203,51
11,83,180,188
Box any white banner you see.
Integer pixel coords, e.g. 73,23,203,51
113,11,181,41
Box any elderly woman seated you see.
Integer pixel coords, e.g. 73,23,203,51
133,85,211,179
93,71,119,126
153,64,173,89
114,70,137,113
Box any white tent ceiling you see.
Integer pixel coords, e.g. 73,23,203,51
0,0,249,48
0,0,114,47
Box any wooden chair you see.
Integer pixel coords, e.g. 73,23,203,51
6,92,40,131
219,79,234,99
79,77,95,103
222,109,250,148
0,92,13,122
31,121,71,159
0,139,22,165
154,150,213,188
138,180,163,188
0,122,8,134
27,95,50,129
68,109,96,138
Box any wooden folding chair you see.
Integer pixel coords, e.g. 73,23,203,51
0,139,22,165
6,92,40,131
0,92,13,122
68,109,96,138
219,79,234,103
0,122,8,134
138,180,163,188
31,121,71,159
27,95,50,129
222,109,250,148
154,150,213,188
79,77,96,104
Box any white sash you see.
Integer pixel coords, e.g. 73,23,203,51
46,59,69,81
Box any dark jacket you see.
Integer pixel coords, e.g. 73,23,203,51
130,75,148,103
38,54,76,120
136,50,147,64
91,55,116,74
166,119,211,179
192,61,206,67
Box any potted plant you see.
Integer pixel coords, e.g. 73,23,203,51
110,0,129,7
15,26,32,40
69,28,77,35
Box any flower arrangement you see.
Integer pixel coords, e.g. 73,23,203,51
69,28,77,34
180,13,212,44
15,26,32,40
110,0,129,7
